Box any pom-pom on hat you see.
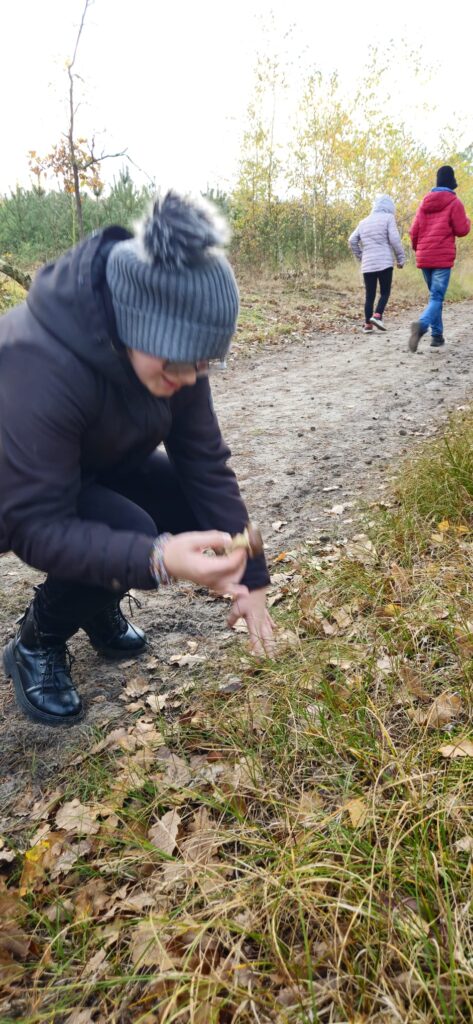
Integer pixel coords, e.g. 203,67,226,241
106,191,239,362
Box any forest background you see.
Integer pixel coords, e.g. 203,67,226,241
1,39,473,315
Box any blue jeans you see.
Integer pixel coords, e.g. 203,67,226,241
420,268,451,337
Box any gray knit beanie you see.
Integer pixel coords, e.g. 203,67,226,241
105,191,240,361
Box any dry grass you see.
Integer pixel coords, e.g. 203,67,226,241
235,255,473,349
2,413,473,1022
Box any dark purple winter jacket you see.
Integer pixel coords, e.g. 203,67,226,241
0,228,269,592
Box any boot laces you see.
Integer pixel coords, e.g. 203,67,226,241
41,644,75,690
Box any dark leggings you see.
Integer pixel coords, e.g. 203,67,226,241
35,451,199,639
363,267,393,322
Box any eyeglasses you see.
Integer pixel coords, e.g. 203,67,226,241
162,358,227,378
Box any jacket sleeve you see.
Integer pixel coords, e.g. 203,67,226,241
165,377,270,590
451,198,471,238
348,226,362,261
388,216,406,265
0,345,156,591
410,210,420,251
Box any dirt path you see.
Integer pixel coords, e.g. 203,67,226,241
1,302,473,828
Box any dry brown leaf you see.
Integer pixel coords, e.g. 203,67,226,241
88,727,137,755
389,562,411,599
124,700,146,712
344,534,376,566
376,655,395,675
454,836,473,853
169,653,204,668
398,664,431,700
130,922,175,969
65,1012,96,1024
19,837,63,895
408,692,462,729
178,807,221,865
0,890,31,961
231,620,248,633
327,503,353,516
132,721,164,748
55,800,100,836
121,674,151,698
272,520,287,531
73,879,109,922
48,840,92,879
439,739,473,758
343,797,368,828
81,947,107,980
145,693,167,713
331,607,352,629
148,810,181,854
0,840,16,865
155,753,193,788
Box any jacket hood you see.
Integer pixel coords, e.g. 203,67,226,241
420,190,457,215
372,195,395,215
26,227,134,387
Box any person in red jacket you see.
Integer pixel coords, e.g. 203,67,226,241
408,166,470,351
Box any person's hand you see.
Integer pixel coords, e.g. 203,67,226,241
162,531,248,599
397,263,404,269
227,588,275,657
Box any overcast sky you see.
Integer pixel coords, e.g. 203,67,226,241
1,0,471,196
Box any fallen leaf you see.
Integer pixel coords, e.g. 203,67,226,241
130,922,175,969
271,520,287,531
376,655,396,675
148,810,181,855
345,534,376,566
398,664,431,700
343,797,368,828
0,840,16,865
121,675,151,698
65,1012,97,1024
87,727,137,755
55,800,100,836
454,836,473,853
49,840,92,879
331,607,352,629
232,620,248,633
145,693,167,713
408,692,462,729
169,653,204,668
81,947,107,980
178,807,221,866
74,879,109,922
439,739,473,758
438,519,450,532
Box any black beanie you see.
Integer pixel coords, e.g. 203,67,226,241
436,165,458,190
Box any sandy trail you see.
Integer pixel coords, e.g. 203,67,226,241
1,302,472,826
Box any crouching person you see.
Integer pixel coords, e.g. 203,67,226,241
0,192,274,726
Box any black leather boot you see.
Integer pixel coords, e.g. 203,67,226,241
3,604,83,726
83,600,146,659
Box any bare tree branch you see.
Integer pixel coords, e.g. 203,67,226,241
82,148,128,171
70,0,92,70
0,260,31,291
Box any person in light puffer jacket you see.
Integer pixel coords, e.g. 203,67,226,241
349,195,405,334
408,165,470,352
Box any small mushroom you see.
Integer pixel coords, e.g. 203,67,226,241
225,523,264,558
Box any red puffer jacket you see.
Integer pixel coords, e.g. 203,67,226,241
410,190,470,268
